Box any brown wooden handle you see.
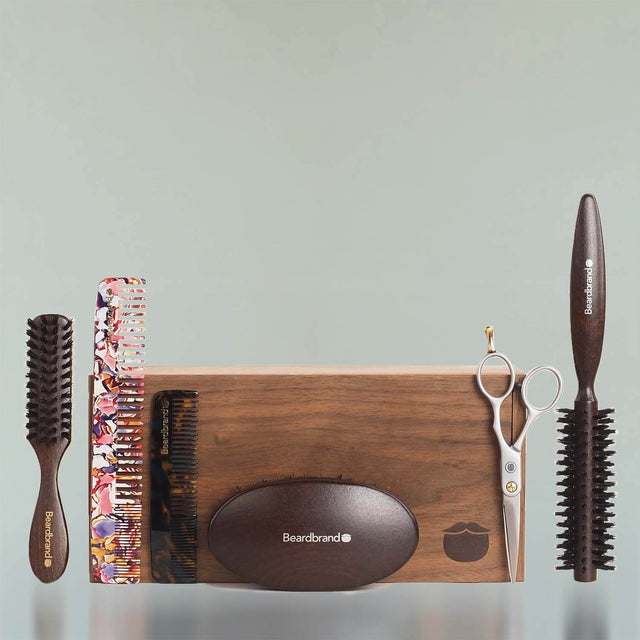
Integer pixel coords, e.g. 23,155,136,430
29,456,69,582
570,194,605,402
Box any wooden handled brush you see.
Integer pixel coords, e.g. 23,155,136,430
26,314,73,582
557,194,615,581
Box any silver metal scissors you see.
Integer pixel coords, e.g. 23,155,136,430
476,327,562,583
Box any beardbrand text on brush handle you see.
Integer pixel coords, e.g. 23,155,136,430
570,194,606,403
29,445,69,583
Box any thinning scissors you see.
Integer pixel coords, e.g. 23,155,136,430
476,327,562,583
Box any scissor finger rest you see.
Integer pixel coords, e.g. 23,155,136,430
513,366,563,452
520,366,563,413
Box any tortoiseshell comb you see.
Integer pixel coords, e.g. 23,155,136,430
90,278,146,583
151,390,199,583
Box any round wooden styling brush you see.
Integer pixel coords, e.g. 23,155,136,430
556,194,615,582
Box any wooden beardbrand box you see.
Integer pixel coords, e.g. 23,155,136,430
90,366,526,585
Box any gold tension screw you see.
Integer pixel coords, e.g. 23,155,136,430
485,326,496,354
506,481,518,493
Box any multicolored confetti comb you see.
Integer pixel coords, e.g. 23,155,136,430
91,278,146,583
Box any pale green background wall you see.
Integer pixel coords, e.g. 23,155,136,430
1,2,639,639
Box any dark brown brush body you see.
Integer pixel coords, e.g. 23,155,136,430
556,194,615,582
208,479,419,590
26,314,72,583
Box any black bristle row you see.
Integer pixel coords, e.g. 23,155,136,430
26,315,73,445
556,407,616,574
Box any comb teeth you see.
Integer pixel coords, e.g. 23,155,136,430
556,407,616,575
26,315,73,445
91,278,146,584
151,391,198,583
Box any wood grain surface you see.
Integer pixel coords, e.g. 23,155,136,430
90,365,526,584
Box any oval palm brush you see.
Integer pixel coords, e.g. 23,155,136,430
26,314,73,582
556,194,615,581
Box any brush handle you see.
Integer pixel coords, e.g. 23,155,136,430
570,194,606,403
29,451,69,582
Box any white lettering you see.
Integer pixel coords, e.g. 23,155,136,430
584,262,594,315
281,532,351,543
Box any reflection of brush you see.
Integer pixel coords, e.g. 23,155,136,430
26,314,73,582
556,194,615,581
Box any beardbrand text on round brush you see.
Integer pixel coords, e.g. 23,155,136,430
26,314,73,582
556,194,615,582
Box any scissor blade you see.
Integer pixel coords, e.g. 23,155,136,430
503,495,521,583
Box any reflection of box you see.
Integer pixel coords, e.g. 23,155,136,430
91,365,526,584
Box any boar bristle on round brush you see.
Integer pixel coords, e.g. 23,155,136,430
556,407,615,575
555,194,615,582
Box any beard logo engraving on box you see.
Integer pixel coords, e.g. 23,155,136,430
442,522,490,562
